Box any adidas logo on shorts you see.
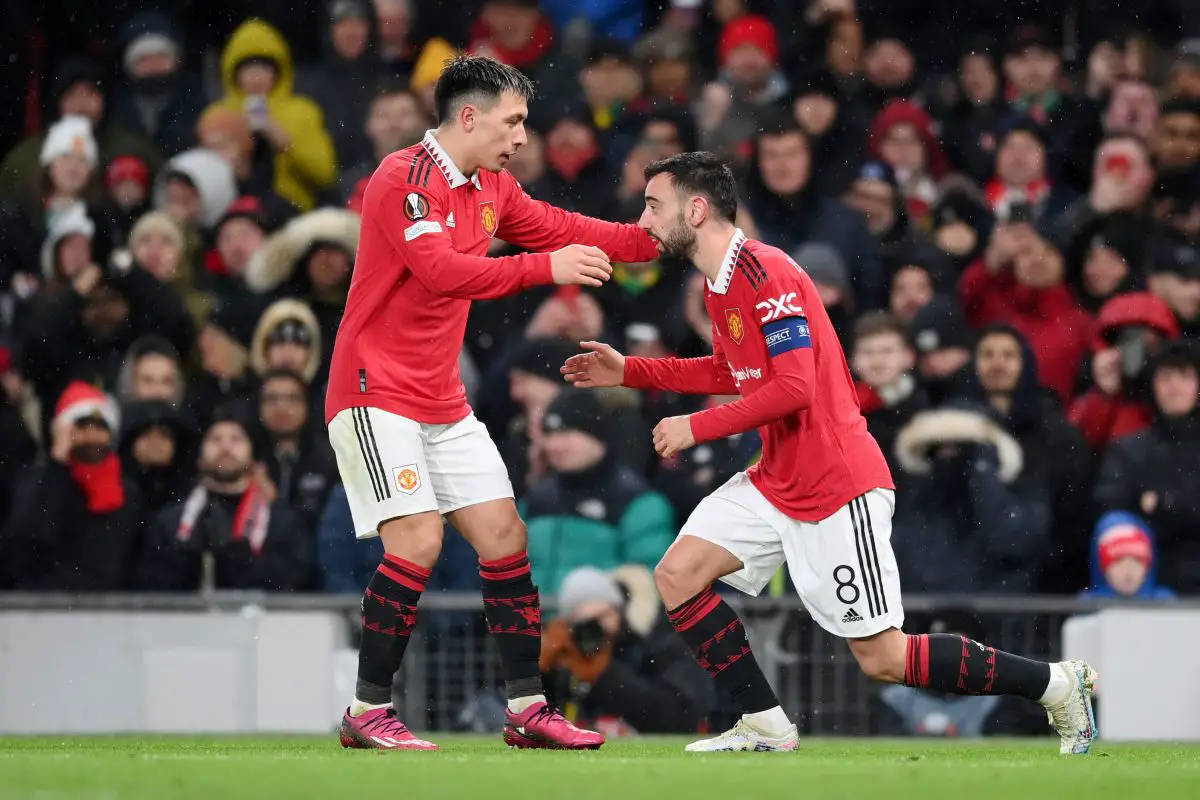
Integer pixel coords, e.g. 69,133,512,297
841,608,864,623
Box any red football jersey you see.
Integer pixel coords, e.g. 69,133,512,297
326,131,657,425
624,229,894,521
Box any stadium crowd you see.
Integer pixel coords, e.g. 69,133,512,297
1,0,1197,616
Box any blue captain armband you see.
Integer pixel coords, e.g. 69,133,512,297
762,316,812,357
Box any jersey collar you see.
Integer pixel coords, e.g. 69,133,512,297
707,228,747,295
421,130,483,190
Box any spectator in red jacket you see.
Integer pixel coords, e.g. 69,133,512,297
1068,292,1181,452
959,220,1092,404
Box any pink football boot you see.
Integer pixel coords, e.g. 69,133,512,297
502,701,605,750
339,707,439,751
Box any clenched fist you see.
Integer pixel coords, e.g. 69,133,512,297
550,244,612,288
653,415,696,458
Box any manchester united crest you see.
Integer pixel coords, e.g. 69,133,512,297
480,201,497,237
393,464,421,495
726,308,745,345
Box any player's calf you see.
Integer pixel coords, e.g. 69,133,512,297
849,628,1097,754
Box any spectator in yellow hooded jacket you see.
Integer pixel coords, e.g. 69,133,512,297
206,19,337,211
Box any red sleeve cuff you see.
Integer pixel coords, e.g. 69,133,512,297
524,253,555,288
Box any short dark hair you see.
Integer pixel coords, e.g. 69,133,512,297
434,54,536,125
854,311,911,346
373,79,419,105
259,369,309,393
644,151,739,222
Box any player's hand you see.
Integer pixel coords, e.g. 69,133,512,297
561,341,625,388
652,415,696,458
550,245,612,288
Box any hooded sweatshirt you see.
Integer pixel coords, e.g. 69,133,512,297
1079,510,1175,599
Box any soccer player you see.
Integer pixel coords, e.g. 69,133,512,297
561,152,1098,754
327,55,659,751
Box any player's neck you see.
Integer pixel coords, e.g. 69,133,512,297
691,223,740,284
431,127,479,179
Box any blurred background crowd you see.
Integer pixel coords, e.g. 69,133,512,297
2,0,1198,621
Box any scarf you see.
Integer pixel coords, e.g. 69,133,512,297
176,482,271,555
984,177,1051,214
69,453,126,514
1006,86,1063,124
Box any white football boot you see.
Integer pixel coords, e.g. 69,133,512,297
1043,659,1099,754
684,718,799,752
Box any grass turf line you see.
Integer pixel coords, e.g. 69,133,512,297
1,737,1198,800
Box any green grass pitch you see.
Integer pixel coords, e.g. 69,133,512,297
2,736,1198,799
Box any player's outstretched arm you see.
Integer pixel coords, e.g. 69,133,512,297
689,348,814,443
497,172,659,263
562,340,740,395
377,173,611,299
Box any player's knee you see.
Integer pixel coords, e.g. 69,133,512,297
379,514,444,566
491,516,528,557
848,631,906,683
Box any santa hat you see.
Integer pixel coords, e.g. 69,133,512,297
40,115,98,167
55,381,120,433
1097,522,1153,571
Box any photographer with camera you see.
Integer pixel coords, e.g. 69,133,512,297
1068,292,1181,453
539,565,714,735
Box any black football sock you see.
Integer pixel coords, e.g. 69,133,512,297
480,551,544,700
355,554,429,705
668,586,779,714
904,633,1051,700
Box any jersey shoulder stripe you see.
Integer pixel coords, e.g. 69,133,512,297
741,248,770,284
736,252,766,291
406,151,435,187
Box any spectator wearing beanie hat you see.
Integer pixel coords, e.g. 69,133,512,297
128,211,185,288
39,202,95,289
187,296,265,431
908,295,974,406
110,10,205,157
0,55,161,201
718,14,788,107
522,388,675,594
1079,511,1174,599
0,381,144,592
106,154,153,230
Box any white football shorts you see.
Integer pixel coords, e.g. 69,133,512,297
681,472,903,638
327,407,514,539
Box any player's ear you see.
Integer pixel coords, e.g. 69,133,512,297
460,103,476,132
689,196,708,227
